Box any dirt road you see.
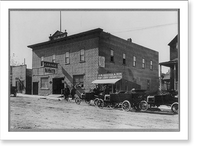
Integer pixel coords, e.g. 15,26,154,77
10,96,179,131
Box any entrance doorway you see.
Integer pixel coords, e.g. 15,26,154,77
52,78,64,94
33,82,38,95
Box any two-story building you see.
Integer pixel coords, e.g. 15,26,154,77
160,35,178,91
28,28,159,96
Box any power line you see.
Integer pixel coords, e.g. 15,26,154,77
112,22,177,34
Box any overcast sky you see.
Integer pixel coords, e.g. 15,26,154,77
10,10,178,72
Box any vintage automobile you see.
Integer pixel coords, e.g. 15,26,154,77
10,86,17,97
96,90,148,112
74,91,100,106
146,91,178,114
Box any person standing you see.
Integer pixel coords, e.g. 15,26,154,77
71,86,76,100
64,86,70,101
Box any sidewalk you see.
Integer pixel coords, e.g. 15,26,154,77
17,93,65,101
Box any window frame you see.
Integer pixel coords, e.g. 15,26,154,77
41,56,44,66
65,51,70,64
123,53,126,65
52,54,56,63
110,50,114,62
40,77,49,89
150,60,153,70
142,58,145,69
133,56,136,67
80,49,85,62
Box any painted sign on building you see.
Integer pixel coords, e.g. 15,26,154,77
44,68,56,74
41,61,58,68
97,73,122,79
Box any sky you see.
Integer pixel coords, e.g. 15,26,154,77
10,10,178,73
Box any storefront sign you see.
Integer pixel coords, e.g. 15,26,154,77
97,73,122,79
42,61,58,68
45,68,56,74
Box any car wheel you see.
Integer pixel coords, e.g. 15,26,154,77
75,97,81,105
94,98,99,106
122,100,131,112
171,102,178,114
97,99,104,109
139,100,149,111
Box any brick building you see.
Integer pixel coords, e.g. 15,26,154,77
10,65,32,94
28,28,159,96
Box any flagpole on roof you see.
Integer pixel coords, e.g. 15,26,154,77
60,11,61,32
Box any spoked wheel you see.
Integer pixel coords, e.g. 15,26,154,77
139,100,149,111
75,97,82,105
171,102,178,114
122,100,131,112
94,98,99,106
97,99,104,109
85,100,90,105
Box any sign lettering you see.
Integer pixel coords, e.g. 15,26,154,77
97,73,122,79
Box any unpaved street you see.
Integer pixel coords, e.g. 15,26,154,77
10,96,179,131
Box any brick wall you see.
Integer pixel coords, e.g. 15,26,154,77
99,32,159,92
32,37,99,95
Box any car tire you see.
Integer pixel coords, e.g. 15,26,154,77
139,100,149,111
75,97,81,105
97,99,104,109
94,98,99,106
122,100,131,112
171,102,178,114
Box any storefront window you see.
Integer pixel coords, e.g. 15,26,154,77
41,77,48,89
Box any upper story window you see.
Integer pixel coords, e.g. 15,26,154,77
142,58,145,69
80,49,85,62
133,56,136,67
52,54,55,63
150,60,153,70
41,56,44,66
123,53,126,65
110,50,114,62
65,51,70,64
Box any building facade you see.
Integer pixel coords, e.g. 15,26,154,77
28,28,159,96
160,35,178,91
10,65,32,94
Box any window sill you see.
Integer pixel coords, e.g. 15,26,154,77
65,63,70,65
79,61,85,63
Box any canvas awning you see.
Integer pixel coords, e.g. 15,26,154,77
92,78,121,84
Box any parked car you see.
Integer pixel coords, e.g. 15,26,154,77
96,90,148,112
147,91,178,114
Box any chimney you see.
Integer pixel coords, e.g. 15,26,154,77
127,38,132,42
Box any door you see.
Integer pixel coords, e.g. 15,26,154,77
52,78,64,94
33,82,38,95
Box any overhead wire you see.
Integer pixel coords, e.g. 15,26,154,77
112,22,178,34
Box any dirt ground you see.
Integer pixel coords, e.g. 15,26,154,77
10,96,179,131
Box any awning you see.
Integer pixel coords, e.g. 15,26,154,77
92,79,121,84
